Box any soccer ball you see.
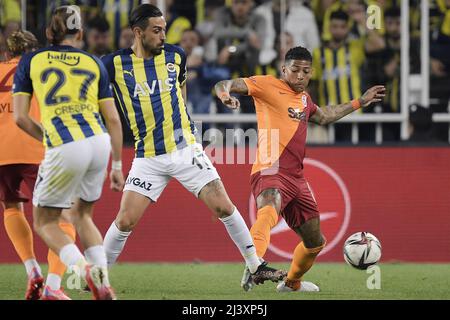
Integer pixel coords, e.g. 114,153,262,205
343,232,382,270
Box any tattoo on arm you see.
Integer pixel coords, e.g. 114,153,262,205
229,78,248,95
214,78,248,96
309,101,355,125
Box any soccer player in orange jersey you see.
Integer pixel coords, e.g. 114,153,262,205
0,31,77,300
215,46,385,292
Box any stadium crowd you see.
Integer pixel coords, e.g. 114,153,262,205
1,0,449,143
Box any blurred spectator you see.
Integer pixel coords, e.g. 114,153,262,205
347,0,370,39
0,0,21,61
181,29,211,114
362,7,420,141
85,15,112,57
196,0,224,45
277,31,295,70
180,29,230,117
408,104,434,142
102,0,143,50
311,10,367,142
208,0,267,119
430,0,450,83
320,0,392,42
118,26,134,49
321,0,348,41
310,0,337,30
255,0,320,65
150,0,192,45
0,32,7,61
364,7,401,113
196,0,224,75
209,0,265,76
429,0,450,142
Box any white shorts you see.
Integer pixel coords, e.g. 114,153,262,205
124,143,220,201
33,134,111,208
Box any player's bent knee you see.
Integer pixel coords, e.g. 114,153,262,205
213,204,234,219
115,210,139,232
304,233,326,250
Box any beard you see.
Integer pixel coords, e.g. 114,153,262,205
141,37,164,56
150,47,163,55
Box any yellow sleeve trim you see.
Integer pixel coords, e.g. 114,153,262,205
12,92,32,97
98,97,115,103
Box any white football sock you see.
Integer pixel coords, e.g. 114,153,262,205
46,273,62,291
219,207,261,273
84,245,108,268
103,222,131,267
59,244,87,278
24,258,42,277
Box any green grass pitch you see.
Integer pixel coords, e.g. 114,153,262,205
0,263,449,300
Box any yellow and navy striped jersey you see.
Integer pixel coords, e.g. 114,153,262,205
13,45,113,148
101,44,197,158
312,40,365,107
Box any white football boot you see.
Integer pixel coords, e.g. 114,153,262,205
240,266,255,292
276,280,320,292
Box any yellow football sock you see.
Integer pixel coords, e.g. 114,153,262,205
250,205,279,258
286,241,326,288
3,208,35,262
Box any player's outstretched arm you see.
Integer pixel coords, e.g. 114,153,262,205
99,99,125,192
214,78,249,109
13,94,44,141
309,85,386,125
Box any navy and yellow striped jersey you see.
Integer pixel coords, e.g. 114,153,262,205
13,45,113,148
101,44,197,158
312,40,365,107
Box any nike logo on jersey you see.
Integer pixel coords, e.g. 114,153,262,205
126,176,152,191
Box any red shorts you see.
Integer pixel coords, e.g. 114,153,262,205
250,169,320,229
0,164,39,203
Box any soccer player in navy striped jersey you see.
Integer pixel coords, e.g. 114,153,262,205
13,6,124,300
102,4,286,285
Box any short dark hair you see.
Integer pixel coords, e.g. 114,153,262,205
129,4,163,29
384,6,401,19
330,10,349,22
87,15,110,33
284,46,312,63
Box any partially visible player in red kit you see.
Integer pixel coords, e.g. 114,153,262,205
215,46,385,292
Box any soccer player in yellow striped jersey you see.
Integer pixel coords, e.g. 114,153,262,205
102,4,287,286
13,5,124,300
